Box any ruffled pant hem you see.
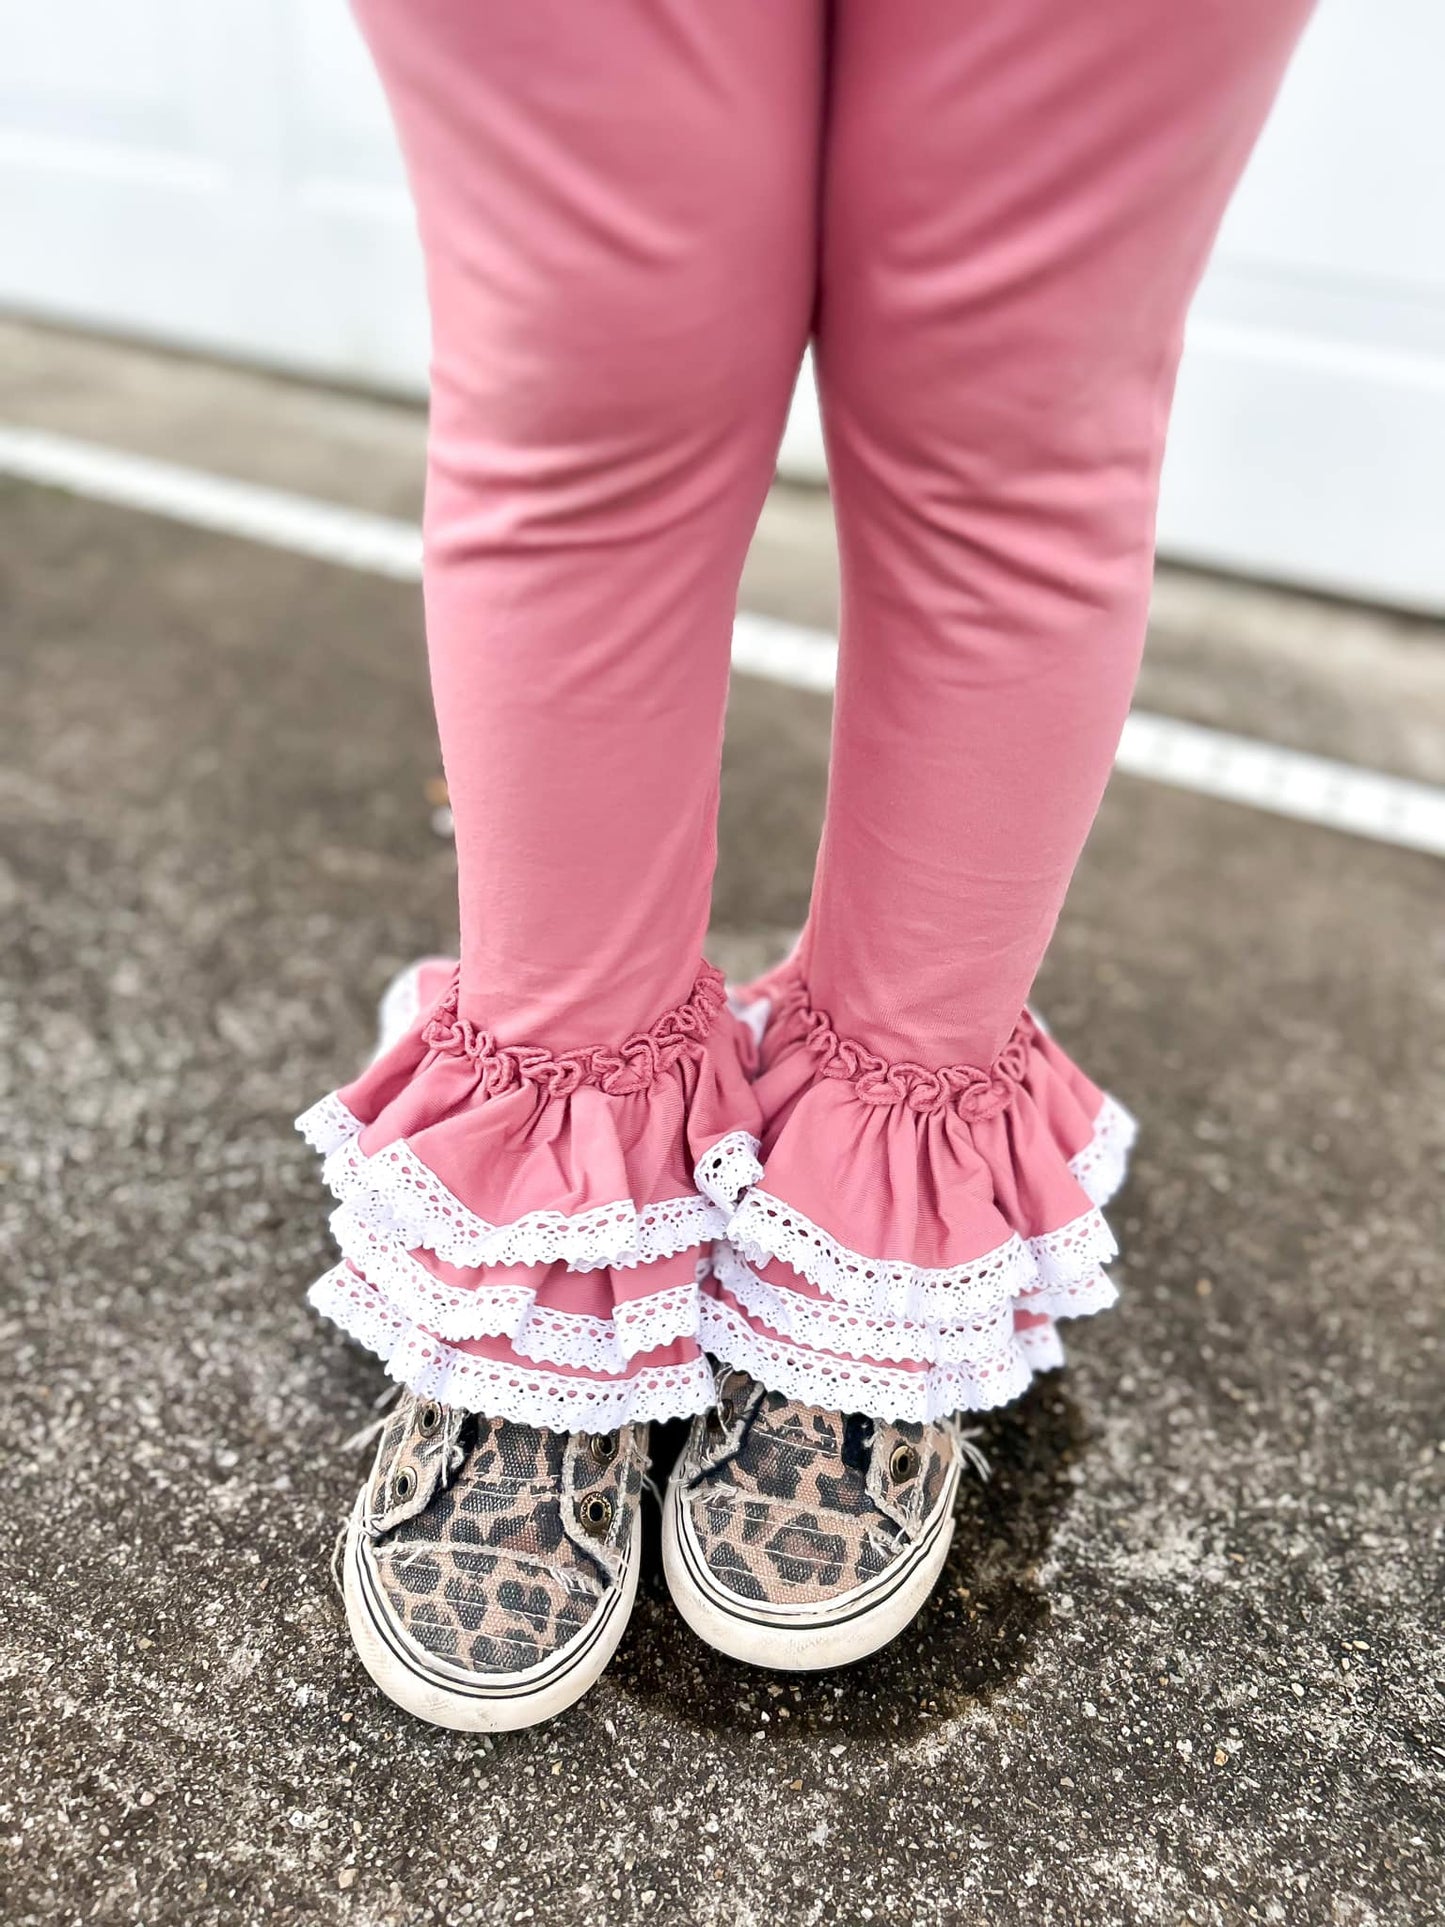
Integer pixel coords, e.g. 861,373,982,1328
298,959,1134,1429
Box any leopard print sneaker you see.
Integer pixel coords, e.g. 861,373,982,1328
341,1392,648,1730
662,1370,965,1670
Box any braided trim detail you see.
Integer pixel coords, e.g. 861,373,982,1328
768,973,1037,1120
418,963,728,1098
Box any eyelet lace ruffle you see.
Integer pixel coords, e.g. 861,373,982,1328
697,1295,1033,1424
316,1130,731,1272
298,959,763,1428
708,1238,1116,1368
328,1202,705,1358
312,1264,716,1429
695,964,1136,1418
299,957,1136,1426
723,1094,1134,1325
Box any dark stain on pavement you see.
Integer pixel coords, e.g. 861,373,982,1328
622,1385,1086,1741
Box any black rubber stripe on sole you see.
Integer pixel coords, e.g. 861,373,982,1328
672,1465,958,1635
353,1533,622,1701
351,1526,627,1703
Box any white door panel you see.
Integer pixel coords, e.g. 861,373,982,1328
1,0,1440,610
1154,0,1445,608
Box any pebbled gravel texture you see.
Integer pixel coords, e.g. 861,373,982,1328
2,468,1442,1927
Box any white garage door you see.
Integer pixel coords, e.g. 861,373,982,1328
2,0,1441,612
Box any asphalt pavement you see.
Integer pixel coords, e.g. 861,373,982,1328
2,325,1442,1927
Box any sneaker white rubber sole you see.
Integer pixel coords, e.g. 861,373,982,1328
342,1493,640,1732
374,957,446,1059
662,1450,961,1672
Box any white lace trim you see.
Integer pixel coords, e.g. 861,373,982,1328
298,1023,1129,1417
319,1131,728,1272
295,1093,361,1158
311,1251,1082,1425
723,1096,1132,1324
1068,1095,1137,1209
310,1266,716,1428
708,1241,1115,1367
693,1130,764,1213
698,1294,1042,1425
329,1203,701,1364
725,1191,1117,1325
301,1086,1129,1327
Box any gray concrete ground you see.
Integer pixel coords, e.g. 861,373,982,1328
1,327,1443,1927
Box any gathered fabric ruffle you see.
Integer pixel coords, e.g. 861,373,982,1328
695,963,1136,1423
299,955,1134,1428
297,958,764,1429
308,1262,718,1431
298,962,763,1268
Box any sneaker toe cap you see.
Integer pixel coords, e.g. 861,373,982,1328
369,1538,605,1678
687,1489,896,1608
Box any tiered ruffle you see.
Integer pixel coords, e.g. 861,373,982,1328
699,965,1135,1421
298,959,764,1429
300,957,1133,1428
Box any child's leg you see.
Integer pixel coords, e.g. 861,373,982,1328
309,6,828,1728
671,0,1313,1672
355,0,823,1048
808,0,1313,1068
301,0,823,1432
710,0,1312,1411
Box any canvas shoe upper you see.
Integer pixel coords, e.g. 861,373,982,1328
341,1390,647,1729
662,1368,965,1670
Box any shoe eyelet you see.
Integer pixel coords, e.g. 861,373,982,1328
393,1466,418,1503
416,1401,442,1437
588,1431,618,1467
889,1443,919,1484
577,1493,613,1538
708,1395,737,1440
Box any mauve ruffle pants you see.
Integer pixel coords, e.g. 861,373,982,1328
300,0,1310,1427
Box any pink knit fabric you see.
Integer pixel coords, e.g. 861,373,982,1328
299,0,1310,1426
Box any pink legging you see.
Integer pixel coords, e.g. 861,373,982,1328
356,0,1307,1066
303,0,1310,1428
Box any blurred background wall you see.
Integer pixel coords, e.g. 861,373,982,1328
1,0,1440,612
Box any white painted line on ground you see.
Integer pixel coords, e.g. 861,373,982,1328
729,610,839,695
4,424,1443,859
0,425,424,579
1114,712,1445,856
